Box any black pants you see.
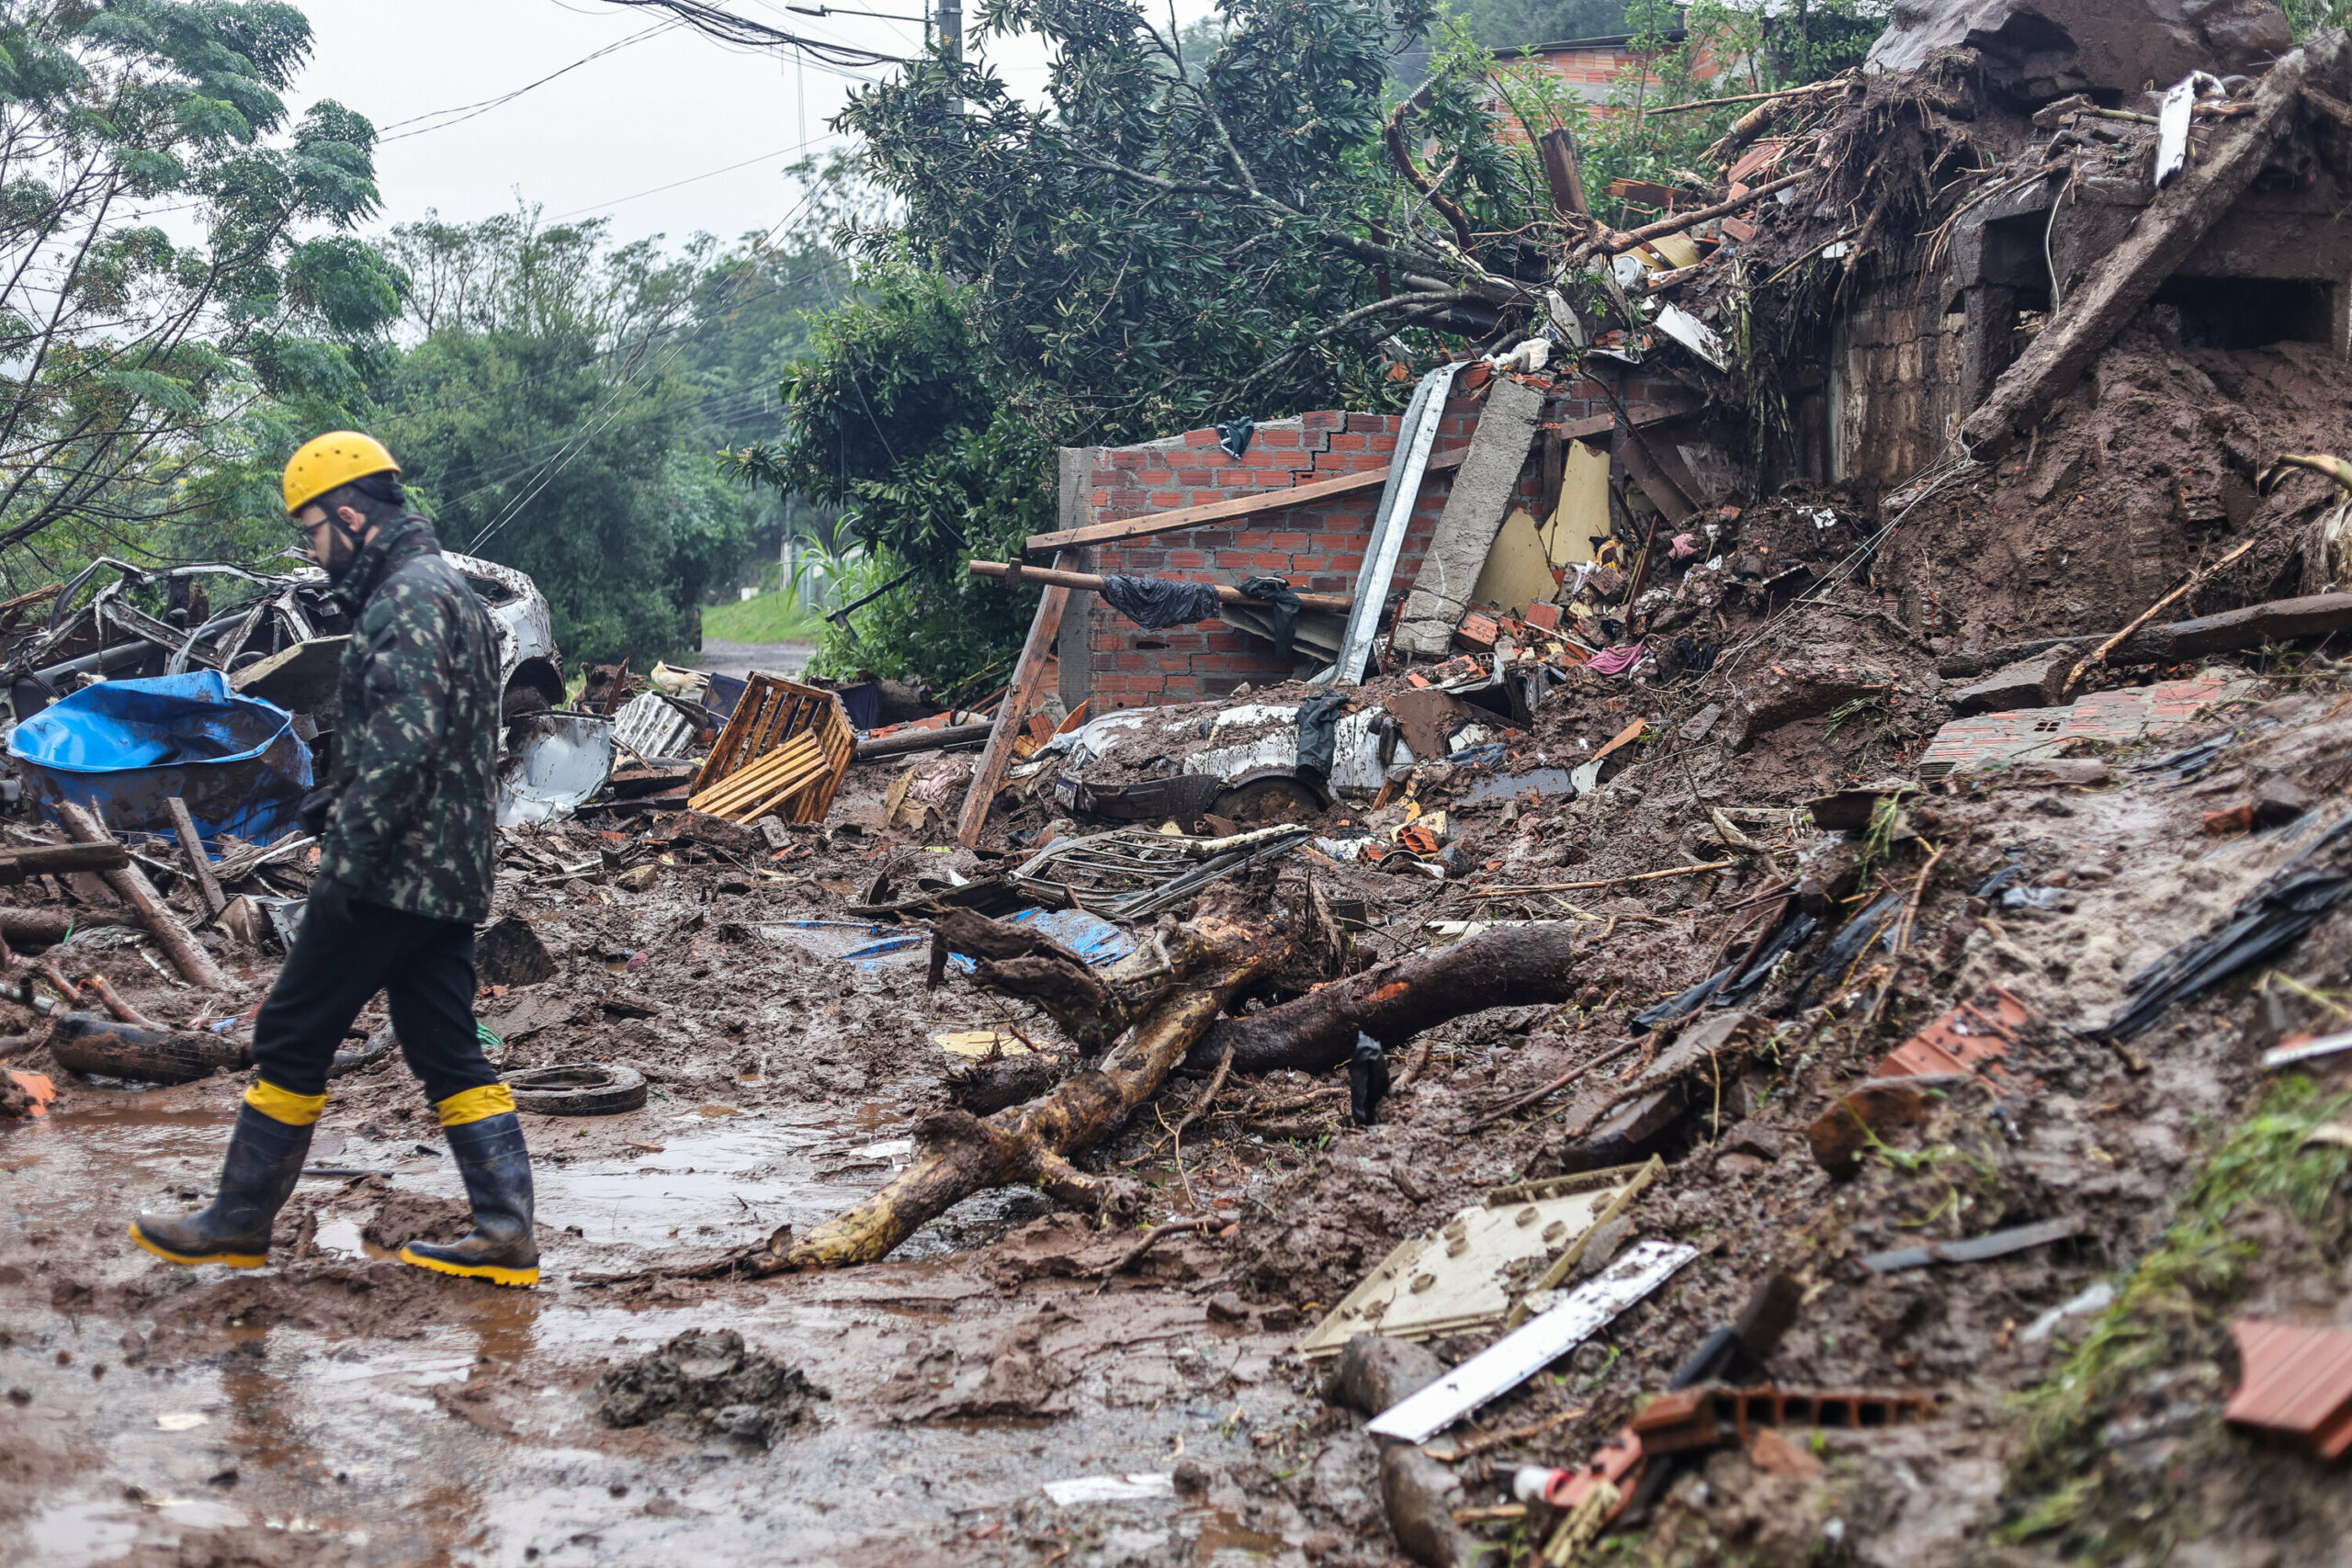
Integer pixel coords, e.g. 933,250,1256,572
251,896,495,1106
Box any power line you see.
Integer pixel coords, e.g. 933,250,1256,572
592,0,911,68
376,22,677,142
542,135,833,222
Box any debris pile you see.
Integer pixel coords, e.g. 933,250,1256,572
13,12,2352,1566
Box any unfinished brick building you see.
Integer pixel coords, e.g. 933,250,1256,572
1046,376,1700,714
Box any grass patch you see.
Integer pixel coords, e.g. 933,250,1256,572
2002,1076,2352,1553
702,592,827,644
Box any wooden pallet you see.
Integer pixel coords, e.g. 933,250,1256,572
687,674,852,824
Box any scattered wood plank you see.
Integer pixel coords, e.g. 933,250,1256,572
956,553,1077,848
165,798,226,918
1024,446,1471,555
53,803,232,991
968,560,1354,614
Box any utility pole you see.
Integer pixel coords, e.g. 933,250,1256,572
936,0,962,114
935,0,960,64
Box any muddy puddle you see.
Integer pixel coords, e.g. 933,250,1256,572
4,1077,1311,1566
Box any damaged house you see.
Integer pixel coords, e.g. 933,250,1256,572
20,3,2352,1567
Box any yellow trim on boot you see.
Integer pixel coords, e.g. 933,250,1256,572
397,1246,539,1288
129,1221,266,1269
435,1082,516,1127
244,1080,328,1126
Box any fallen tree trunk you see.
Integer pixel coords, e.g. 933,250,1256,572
1183,922,1580,1077
763,908,1295,1270
0,908,133,945
0,842,130,883
1959,37,2335,457
1939,591,2352,680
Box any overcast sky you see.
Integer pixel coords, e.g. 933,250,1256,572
288,0,1206,253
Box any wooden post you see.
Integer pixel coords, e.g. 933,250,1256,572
53,802,232,991
165,797,226,919
955,551,1077,849
1538,128,1591,220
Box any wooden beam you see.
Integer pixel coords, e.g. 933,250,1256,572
956,553,1078,848
1960,37,2335,457
1025,445,1469,555
54,802,232,990
968,560,1353,613
166,797,226,918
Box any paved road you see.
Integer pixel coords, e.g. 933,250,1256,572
682,638,815,680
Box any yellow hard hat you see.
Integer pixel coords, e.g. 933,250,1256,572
283,431,401,516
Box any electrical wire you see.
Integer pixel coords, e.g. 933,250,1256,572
375,22,678,142
592,0,912,67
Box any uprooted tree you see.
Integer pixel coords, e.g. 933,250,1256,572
748,873,1583,1270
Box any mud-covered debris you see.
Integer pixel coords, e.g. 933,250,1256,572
1857,1215,2086,1274
591,1327,827,1445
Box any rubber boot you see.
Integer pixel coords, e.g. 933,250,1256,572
400,1110,539,1288
130,1096,318,1269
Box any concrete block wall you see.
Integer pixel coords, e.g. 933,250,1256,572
1066,375,1674,708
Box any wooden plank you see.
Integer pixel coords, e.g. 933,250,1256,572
1024,445,1470,555
956,552,1077,848
165,797,226,918
54,801,232,991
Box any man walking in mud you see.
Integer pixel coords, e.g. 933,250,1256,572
130,432,540,1287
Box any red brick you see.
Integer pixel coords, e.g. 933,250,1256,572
1168,550,1206,569
1328,433,1370,453
1148,491,1183,508
1183,428,1218,446
1259,427,1303,448
1264,531,1310,549
1303,411,1343,430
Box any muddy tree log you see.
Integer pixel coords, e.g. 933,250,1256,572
933,906,1121,1047
0,842,129,883
767,908,1296,1270
1183,922,1580,1077
1959,37,2335,457
0,908,132,945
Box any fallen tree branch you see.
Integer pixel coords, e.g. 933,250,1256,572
762,904,1294,1270
2062,536,2258,694
1089,1216,1220,1292
1182,922,1580,1077
1463,1037,1643,1133
1470,860,1736,896
1600,170,1813,254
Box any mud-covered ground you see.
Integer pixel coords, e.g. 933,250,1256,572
8,616,2352,1567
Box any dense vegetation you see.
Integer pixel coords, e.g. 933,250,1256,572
726,0,1887,691
0,0,1887,686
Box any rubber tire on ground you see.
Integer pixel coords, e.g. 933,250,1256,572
505,1063,648,1116
329,1026,398,1080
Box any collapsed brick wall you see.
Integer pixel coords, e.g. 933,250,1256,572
1062,376,1679,709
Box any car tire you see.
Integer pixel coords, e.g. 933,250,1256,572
330,1026,397,1079
505,1063,648,1116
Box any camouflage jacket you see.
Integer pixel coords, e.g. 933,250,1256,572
317,514,501,924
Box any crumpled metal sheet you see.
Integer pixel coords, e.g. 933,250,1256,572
496,712,615,828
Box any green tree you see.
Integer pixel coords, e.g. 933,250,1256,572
0,0,396,582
